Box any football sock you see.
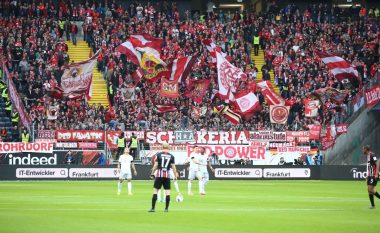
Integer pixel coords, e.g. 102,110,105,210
188,181,192,193
369,194,375,207
152,194,157,210
165,195,170,210
374,192,380,199
174,181,180,193
127,182,132,194
118,182,122,193
199,180,203,193
157,189,162,201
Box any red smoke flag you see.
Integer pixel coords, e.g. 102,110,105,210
316,52,360,83
269,105,290,124
304,98,320,117
216,49,247,99
185,79,211,103
159,77,179,98
257,81,288,106
231,91,260,114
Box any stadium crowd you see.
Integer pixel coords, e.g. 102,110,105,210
0,1,380,142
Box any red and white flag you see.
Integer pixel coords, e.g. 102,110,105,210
159,78,179,98
307,124,322,140
167,56,197,82
203,39,231,63
185,79,211,103
132,67,144,82
216,49,247,99
61,51,99,99
269,105,290,124
304,98,320,117
257,81,287,106
365,85,380,107
155,105,177,113
336,124,348,135
115,40,140,65
231,91,260,114
116,34,167,83
316,52,359,82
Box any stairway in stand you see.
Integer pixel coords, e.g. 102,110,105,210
250,49,279,93
66,41,109,107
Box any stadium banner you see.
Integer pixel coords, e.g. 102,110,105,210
145,130,251,144
55,142,78,149
248,131,287,142
365,85,380,107
250,141,270,148
270,146,310,153
286,131,310,143
335,124,348,135
37,130,56,139
320,166,367,180
0,165,322,180
78,142,98,149
0,142,54,153
56,130,105,142
307,124,321,140
0,153,57,165
268,142,296,148
174,131,195,144
54,150,106,165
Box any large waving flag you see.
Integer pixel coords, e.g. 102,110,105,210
257,81,288,106
116,34,167,83
61,51,99,99
316,52,359,83
216,49,246,99
185,79,211,103
231,91,260,114
167,56,197,82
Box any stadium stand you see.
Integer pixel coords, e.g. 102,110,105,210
0,0,379,145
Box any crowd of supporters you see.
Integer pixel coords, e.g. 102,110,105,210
0,1,379,142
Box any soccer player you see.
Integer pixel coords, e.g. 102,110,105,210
117,148,137,195
198,147,215,195
149,143,178,212
151,153,182,202
363,145,380,209
186,145,201,195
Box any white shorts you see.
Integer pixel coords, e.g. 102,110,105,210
188,170,200,180
119,172,132,180
199,171,209,180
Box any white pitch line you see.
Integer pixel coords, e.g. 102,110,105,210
0,207,345,212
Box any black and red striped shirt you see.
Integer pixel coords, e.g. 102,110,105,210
155,152,175,178
367,152,378,177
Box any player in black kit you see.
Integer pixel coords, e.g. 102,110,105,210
149,143,178,212
363,145,380,209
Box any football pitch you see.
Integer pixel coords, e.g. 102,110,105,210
0,180,378,233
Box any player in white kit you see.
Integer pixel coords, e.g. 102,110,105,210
117,148,137,195
198,147,215,195
186,145,201,195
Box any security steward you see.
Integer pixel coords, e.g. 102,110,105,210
21,128,30,143
129,133,138,160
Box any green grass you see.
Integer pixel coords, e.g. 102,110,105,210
0,180,378,233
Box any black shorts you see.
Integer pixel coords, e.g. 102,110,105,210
367,176,378,186
154,177,171,190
